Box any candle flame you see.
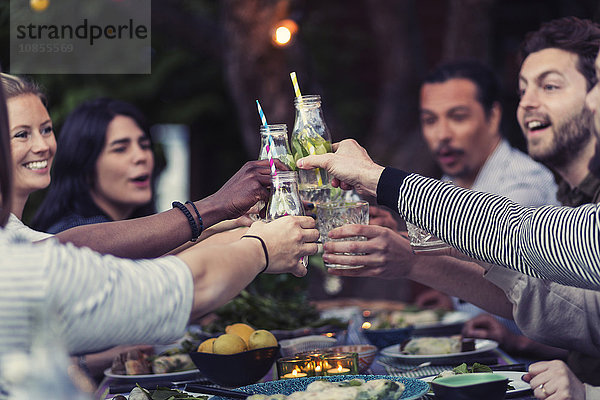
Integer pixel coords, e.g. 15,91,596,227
336,364,344,372
292,368,301,377
361,321,372,330
315,364,322,372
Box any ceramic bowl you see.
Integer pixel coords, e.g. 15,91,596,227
189,346,280,387
327,344,377,373
361,326,413,349
430,373,508,400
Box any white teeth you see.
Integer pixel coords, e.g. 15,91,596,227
24,160,48,170
527,121,543,129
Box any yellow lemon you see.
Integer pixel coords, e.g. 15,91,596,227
30,0,50,12
225,323,255,346
248,330,278,350
212,333,247,355
197,338,216,353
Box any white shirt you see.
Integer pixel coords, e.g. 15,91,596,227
0,227,193,357
5,214,53,242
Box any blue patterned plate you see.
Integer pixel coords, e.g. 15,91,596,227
211,375,430,400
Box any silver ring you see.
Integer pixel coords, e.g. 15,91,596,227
538,383,547,396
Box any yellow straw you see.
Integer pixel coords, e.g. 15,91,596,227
290,72,302,98
289,71,323,187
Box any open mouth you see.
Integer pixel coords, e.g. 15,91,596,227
526,119,551,132
131,174,150,183
23,160,48,170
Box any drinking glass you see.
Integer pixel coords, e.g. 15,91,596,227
405,180,452,253
405,221,451,252
266,170,308,267
316,201,369,269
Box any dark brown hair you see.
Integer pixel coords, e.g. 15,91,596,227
0,73,12,227
520,17,600,91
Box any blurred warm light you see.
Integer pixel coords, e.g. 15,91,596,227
30,0,50,12
324,332,334,337
361,321,372,330
272,19,298,47
362,309,371,317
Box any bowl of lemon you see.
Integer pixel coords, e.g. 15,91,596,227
189,323,280,387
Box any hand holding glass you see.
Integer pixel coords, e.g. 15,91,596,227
317,201,369,269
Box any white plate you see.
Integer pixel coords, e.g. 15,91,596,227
380,338,499,363
412,311,471,333
421,371,531,396
104,367,201,381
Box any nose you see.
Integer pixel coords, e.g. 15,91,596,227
132,143,151,164
435,118,453,143
31,131,50,153
518,87,540,110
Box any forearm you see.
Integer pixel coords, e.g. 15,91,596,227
407,256,514,319
178,239,265,321
377,169,600,290
54,197,230,259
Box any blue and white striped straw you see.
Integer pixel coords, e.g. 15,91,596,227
256,100,277,177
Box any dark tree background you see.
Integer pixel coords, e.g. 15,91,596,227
1,0,599,219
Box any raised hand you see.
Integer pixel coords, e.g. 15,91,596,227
296,139,385,197
321,224,414,279
208,159,288,220
245,216,319,277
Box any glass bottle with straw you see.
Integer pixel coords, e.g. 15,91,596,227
289,72,337,204
258,124,295,170
256,99,307,267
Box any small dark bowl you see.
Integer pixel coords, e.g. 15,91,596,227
431,373,508,400
189,346,280,387
361,326,414,349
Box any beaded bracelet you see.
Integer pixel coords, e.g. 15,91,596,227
186,201,204,235
172,201,200,242
241,235,269,274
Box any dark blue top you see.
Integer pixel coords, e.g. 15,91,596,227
47,214,112,234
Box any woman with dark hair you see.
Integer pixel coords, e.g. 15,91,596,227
32,98,157,233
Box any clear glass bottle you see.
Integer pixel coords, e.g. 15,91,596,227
290,95,334,204
266,170,304,221
266,170,307,267
258,124,295,169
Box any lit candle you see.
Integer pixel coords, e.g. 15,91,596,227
282,368,307,379
327,364,351,375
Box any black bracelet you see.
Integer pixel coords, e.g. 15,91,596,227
241,235,269,274
172,201,200,242
186,201,204,235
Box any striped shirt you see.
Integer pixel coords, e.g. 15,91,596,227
0,227,193,357
377,168,600,290
442,139,558,328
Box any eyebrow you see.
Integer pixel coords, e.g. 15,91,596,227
108,138,132,146
520,69,565,83
10,119,52,132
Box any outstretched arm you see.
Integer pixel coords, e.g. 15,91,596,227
52,160,280,258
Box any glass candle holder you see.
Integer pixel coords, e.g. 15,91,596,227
322,352,358,376
296,351,326,376
276,356,315,379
